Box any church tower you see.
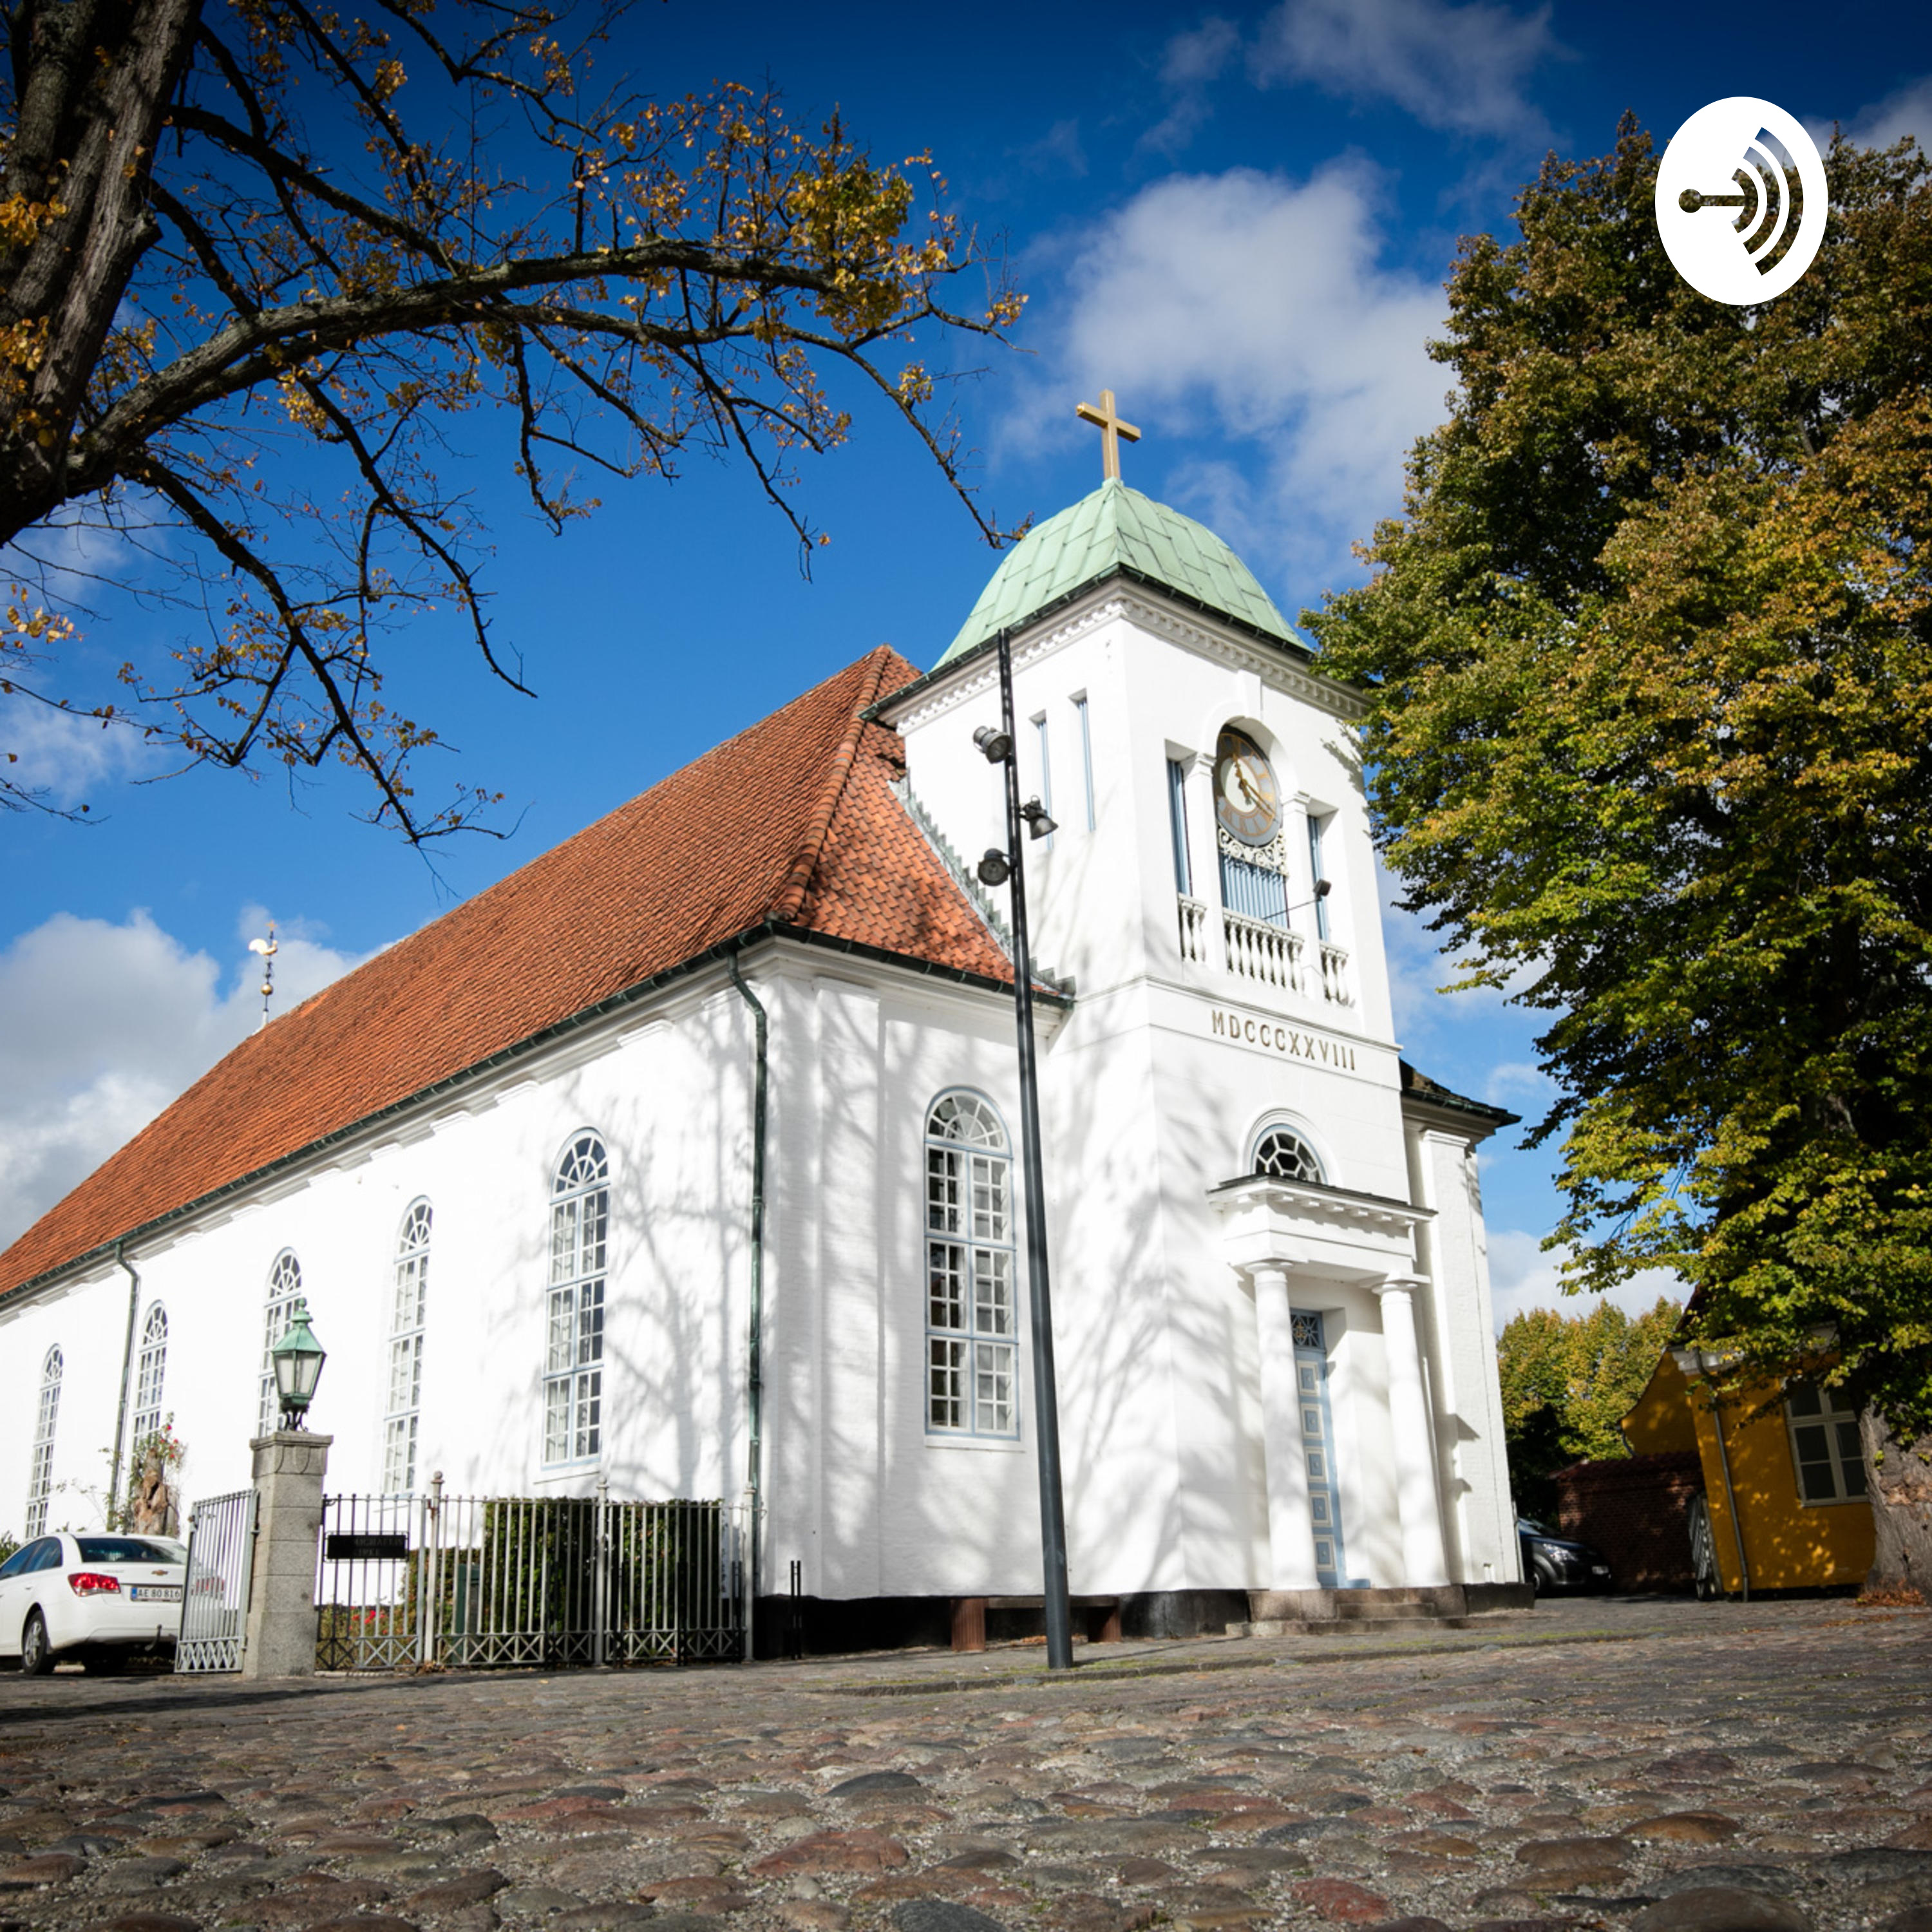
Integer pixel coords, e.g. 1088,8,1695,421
880,412,1519,1615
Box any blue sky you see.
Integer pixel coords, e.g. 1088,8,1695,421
5,0,1929,1320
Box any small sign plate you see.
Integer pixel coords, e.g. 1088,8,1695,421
325,1532,410,1562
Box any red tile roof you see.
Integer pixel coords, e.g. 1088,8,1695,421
0,649,1013,1301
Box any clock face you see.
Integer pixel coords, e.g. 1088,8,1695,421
1215,729,1282,846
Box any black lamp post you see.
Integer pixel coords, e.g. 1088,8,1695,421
269,1296,327,1430
972,627,1074,1671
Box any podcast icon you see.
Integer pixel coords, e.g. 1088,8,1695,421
1655,98,1827,303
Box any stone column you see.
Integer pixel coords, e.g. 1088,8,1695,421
1374,1278,1450,1586
242,1431,332,1680
1253,1265,1320,1589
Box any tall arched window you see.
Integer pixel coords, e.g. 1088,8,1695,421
258,1251,303,1435
131,1305,169,1442
1254,1126,1324,1184
384,1202,432,1492
925,1092,1018,1438
25,1345,62,1537
545,1133,609,1465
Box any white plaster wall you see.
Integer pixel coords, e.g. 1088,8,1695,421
0,981,757,1539
1407,1122,1521,1584
0,1273,131,1537
756,961,1047,1604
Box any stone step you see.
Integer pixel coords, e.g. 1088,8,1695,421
1228,1609,1534,1640
1325,1600,1439,1620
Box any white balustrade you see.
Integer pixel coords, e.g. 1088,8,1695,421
1319,942,1353,1005
1177,895,1208,963
1222,909,1304,991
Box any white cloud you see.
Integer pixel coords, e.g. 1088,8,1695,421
1251,0,1559,139
1841,75,1932,155
1484,1059,1552,1102
1035,160,1447,588
1144,17,1243,156
0,907,368,1248
1486,1227,1685,1334
1016,117,1089,180
3,699,163,810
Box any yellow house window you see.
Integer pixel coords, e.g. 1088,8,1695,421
1785,1385,1868,1504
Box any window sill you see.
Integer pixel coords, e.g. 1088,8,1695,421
1794,1493,1869,1508
535,1459,601,1481
923,1431,1025,1454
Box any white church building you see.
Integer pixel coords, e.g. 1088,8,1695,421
0,462,1526,1647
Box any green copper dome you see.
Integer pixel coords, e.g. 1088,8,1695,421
937,478,1296,667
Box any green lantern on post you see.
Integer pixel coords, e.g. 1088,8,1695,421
269,1296,327,1429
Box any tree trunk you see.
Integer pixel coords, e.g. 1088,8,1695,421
0,0,202,541
1859,1406,1932,1600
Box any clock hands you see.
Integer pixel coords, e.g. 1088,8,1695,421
1216,734,1280,843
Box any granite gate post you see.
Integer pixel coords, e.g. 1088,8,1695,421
241,1431,332,1679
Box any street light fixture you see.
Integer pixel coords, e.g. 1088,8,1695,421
269,1296,327,1430
971,629,1075,1671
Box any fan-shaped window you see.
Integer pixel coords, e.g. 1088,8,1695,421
131,1305,169,1443
545,1133,608,1464
925,1093,1019,1438
258,1251,303,1435
25,1346,62,1538
384,1202,432,1492
1255,1127,1324,1184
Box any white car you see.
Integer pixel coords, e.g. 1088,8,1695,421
0,1532,187,1674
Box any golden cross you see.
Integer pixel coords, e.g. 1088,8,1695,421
1075,388,1141,482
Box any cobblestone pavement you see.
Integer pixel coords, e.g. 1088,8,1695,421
3,1598,1928,1932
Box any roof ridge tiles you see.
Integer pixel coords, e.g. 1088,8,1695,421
772,644,896,925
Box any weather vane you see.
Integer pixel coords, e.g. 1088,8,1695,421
248,921,278,1030
1075,388,1141,482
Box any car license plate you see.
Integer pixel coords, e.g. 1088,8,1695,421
130,1585,182,1602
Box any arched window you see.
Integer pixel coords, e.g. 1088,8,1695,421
131,1305,169,1443
924,1093,1018,1438
1254,1126,1324,1184
384,1202,433,1492
545,1133,609,1464
25,1345,62,1538
258,1251,303,1435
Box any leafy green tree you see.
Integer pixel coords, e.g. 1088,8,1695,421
0,0,1018,838
1497,1296,1681,1519
1307,121,1932,1594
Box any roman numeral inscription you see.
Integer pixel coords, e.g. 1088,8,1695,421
1209,1008,1358,1070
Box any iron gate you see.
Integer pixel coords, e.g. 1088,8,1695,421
175,1488,257,1672
316,1479,748,1671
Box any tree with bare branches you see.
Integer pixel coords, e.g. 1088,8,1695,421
0,0,1021,837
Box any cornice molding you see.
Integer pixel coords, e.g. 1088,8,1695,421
876,583,1365,733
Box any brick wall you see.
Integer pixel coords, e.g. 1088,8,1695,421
1552,1452,1705,1591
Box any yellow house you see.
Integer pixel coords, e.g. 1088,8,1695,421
1622,1347,1874,1595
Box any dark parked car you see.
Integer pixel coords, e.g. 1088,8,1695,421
1518,1517,1613,1595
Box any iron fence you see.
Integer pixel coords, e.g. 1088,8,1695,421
175,1488,256,1673
315,1478,748,1671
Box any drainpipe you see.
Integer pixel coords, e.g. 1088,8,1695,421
726,951,768,1662
1677,1345,1750,1600
108,1241,142,1531
1707,1387,1750,1602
